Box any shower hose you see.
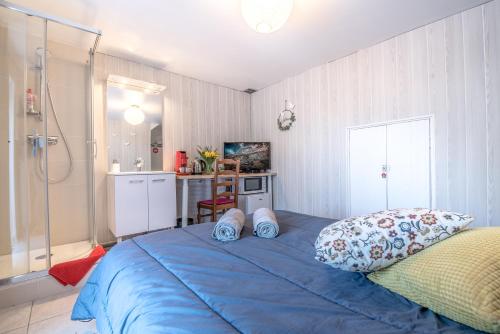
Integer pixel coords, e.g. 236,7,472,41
36,82,74,184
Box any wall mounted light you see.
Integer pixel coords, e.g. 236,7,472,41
124,105,145,125
241,0,294,33
108,75,166,94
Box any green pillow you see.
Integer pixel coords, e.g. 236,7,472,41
368,228,500,333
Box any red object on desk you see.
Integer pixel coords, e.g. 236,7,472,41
48,245,106,286
175,150,188,173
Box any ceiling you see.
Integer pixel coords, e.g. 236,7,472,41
8,0,491,91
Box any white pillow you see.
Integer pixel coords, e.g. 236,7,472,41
314,209,473,272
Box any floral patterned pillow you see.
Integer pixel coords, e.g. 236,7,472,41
314,209,473,272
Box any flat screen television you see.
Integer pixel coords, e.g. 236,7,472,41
223,142,271,173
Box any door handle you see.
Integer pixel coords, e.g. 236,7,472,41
129,179,144,184
152,179,166,182
86,140,97,159
381,164,388,179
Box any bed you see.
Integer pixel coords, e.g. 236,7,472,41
72,211,480,333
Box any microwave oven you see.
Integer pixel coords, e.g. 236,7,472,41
239,176,267,195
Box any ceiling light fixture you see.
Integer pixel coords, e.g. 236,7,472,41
241,0,293,34
124,105,145,125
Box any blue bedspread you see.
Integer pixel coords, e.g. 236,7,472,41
72,211,480,333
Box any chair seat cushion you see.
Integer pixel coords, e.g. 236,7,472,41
199,198,234,206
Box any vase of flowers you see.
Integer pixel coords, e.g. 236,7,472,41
196,146,219,174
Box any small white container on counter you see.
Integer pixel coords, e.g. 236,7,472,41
112,159,121,173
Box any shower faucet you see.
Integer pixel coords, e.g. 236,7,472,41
27,133,59,146
134,157,144,171
27,131,58,158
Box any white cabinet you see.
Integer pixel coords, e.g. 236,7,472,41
348,118,432,216
108,172,176,238
239,193,271,214
148,174,176,231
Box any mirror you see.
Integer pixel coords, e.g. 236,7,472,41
106,75,165,172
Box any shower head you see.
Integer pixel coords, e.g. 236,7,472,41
32,47,51,71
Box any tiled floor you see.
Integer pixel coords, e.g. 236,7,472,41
0,291,97,334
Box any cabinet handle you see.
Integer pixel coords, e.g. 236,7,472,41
129,179,144,184
152,179,166,182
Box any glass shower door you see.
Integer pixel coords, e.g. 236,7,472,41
45,21,95,267
0,7,49,280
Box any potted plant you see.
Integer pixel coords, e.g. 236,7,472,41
196,146,219,174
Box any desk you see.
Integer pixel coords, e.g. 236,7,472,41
176,172,277,227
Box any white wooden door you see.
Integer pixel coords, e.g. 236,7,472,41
148,174,176,231
386,119,431,209
114,175,149,236
349,125,387,216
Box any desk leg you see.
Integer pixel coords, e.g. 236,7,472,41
181,178,189,228
269,175,274,209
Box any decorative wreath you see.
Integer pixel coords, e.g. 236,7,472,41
277,100,296,131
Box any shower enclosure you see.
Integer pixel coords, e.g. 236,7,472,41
0,1,100,282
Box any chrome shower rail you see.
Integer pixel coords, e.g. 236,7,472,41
0,0,101,37
0,0,102,55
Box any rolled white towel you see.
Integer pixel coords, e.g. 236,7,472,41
212,208,246,241
253,208,279,238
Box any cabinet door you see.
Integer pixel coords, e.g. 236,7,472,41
114,175,149,236
148,174,176,231
387,119,431,209
349,125,387,216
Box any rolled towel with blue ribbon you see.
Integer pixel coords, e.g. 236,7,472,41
253,208,279,238
212,208,246,242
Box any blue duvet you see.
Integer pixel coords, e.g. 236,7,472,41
72,211,480,333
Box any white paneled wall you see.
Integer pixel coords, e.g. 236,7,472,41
94,54,251,243
163,73,252,168
251,2,500,227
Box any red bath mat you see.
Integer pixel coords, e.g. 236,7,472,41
49,245,106,286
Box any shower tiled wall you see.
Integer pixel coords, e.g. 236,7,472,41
0,36,92,255
0,24,40,257
44,41,91,248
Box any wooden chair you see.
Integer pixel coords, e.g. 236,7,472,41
197,159,240,223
